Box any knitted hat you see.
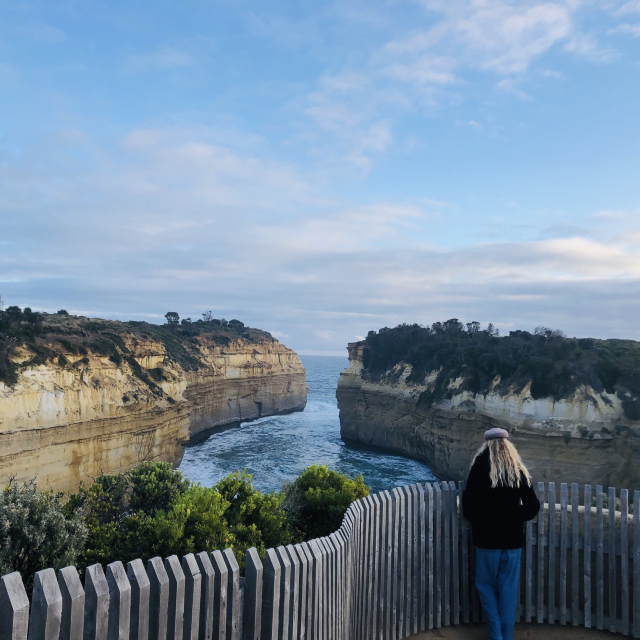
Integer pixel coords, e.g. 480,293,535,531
484,427,509,440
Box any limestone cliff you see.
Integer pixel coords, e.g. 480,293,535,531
0,313,307,492
337,324,640,489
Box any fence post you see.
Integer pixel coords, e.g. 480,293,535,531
148,557,169,640
275,548,291,640
126,560,149,640
262,549,281,640
165,556,185,640
584,485,592,630
0,572,30,640
418,484,426,632
58,567,84,640
285,546,300,640
633,490,640,639
194,553,214,640
209,551,227,640
425,483,434,630
106,561,131,640
609,487,617,633
621,489,629,636
84,564,110,640
222,550,240,640
181,554,201,640
243,549,262,640
448,482,459,628
548,483,557,626
458,481,469,627
596,486,604,630
536,483,545,625
29,569,62,640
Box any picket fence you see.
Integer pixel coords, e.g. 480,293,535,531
0,481,638,640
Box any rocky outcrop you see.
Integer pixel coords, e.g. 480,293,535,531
0,322,307,492
337,342,640,489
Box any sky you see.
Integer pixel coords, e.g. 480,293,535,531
1,1,639,355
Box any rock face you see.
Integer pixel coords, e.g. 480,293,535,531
0,323,307,492
337,342,640,489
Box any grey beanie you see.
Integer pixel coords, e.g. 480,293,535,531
484,427,509,440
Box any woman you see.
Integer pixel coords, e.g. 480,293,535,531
462,428,540,640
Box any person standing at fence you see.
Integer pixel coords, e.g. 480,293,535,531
462,428,540,640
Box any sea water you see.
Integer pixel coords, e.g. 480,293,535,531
179,355,435,494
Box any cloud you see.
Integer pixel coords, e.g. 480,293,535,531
608,23,640,36
2,127,640,353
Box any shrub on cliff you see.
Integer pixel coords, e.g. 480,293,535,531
285,465,369,540
0,479,87,590
361,321,640,420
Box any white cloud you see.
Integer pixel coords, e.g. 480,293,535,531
608,23,640,36
126,47,194,71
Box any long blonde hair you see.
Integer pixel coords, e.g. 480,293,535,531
471,438,532,489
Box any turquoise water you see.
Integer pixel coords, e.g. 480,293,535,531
178,355,435,494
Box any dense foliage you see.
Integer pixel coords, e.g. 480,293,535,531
0,480,87,590
361,320,640,420
0,304,274,387
4,462,369,583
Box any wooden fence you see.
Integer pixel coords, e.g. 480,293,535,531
1,481,638,640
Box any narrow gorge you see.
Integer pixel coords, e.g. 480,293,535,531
0,312,307,492
337,322,640,489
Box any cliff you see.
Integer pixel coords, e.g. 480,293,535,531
337,322,640,489
0,311,307,492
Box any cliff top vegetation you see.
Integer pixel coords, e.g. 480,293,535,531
0,305,275,387
360,320,640,420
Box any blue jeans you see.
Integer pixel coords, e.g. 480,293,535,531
475,548,521,640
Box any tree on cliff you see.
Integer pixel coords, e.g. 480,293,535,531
164,311,180,325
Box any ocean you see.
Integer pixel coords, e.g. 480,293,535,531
178,355,435,494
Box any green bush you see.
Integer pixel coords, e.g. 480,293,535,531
0,480,87,591
4,462,369,581
286,465,369,540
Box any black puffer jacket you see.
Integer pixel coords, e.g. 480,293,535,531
462,449,540,549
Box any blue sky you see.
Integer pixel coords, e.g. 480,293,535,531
1,0,639,355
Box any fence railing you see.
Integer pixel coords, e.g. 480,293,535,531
1,481,638,640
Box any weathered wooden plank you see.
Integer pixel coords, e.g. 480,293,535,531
418,484,427,632
425,484,434,630
536,483,545,624
181,555,201,640
29,569,62,640
58,567,85,640
375,493,386,640
0,572,30,640
633,490,640,639
402,487,412,639
583,485,592,629
390,489,400,640
332,534,344,640
372,494,382,640
596,485,604,630
85,564,110,640
381,491,393,640
398,487,407,638
571,484,579,627
448,482,459,627
609,487,617,634
621,489,629,636
470,544,480,624
106,561,131,640
210,551,228,640
458,481,469,626
298,543,314,640
243,548,263,640
165,556,185,640
560,483,568,625
262,549,281,640
222,550,240,640
360,497,370,640
410,485,420,634
433,483,442,629
148,558,169,640
308,539,324,640
548,483,557,626
194,553,214,640
442,482,450,628
126,561,149,640
319,539,333,640
285,546,301,640
275,547,292,640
